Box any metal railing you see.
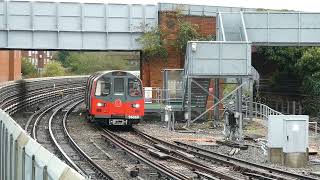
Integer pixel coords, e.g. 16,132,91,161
0,109,84,180
245,101,283,120
0,77,86,180
143,87,183,105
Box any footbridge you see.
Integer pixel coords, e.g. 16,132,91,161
1,1,320,179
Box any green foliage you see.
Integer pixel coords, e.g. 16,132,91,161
175,21,200,53
256,47,306,73
21,58,38,78
136,26,168,61
53,51,71,67
297,47,320,78
66,52,131,74
43,61,65,77
257,46,320,115
302,96,320,116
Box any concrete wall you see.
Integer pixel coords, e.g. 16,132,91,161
141,12,216,87
0,50,21,82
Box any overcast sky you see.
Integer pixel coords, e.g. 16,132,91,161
31,0,320,12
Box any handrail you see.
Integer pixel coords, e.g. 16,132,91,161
243,101,283,120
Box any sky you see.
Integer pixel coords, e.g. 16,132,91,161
31,0,320,12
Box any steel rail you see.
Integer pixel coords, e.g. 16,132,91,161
48,98,85,176
135,129,317,180
103,129,241,180
31,95,77,140
101,128,189,180
63,102,114,180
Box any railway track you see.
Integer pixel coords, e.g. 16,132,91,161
49,99,114,180
101,128,248,180
101,128,192,180
134,129,318,180
24,94,114,179
1,76,318,180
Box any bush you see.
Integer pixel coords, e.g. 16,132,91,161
43,61,65,77
21,58,38,78
67,52,130,74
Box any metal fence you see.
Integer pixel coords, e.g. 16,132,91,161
0,106,84,180
143,87,184,104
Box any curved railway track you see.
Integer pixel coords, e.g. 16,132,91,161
49,99,114,180
101,128,249,180
0,76,318,180
0,77,116,179
134,129,318,180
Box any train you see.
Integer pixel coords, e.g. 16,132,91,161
85,70,144,126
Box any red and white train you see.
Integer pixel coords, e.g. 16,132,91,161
85,70,144,126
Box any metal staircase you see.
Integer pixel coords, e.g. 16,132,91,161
182,78,210,110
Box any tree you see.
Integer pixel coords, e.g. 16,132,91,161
297,47,320,78
53,51,71,67
136,26,168,61
21,58,37,78
175,21,200,54
43,61,65,77
256,47,307,74
67,52,130,74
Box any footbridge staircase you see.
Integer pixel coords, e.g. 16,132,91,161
182,11,320,133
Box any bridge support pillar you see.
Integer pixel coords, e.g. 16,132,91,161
236,78,243,142
187,78,192,127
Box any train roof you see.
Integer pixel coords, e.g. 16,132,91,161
90,70,140,80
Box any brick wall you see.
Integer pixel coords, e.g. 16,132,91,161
0,50,21,82
141,12,216,87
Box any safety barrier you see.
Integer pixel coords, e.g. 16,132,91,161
0,100,85,180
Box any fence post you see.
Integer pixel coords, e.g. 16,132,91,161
255,103,257,118
4,128,8,180
293,101,296,115
14,140,18,180
299,103,302,115
245,101,248,118
22,148,26,180
32,155,35,180
259,103,262,118
10,135,13,180
287,101,290,114
43,166,48,180
0,121,2,179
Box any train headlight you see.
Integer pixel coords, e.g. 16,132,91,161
132,104,140,108
97,102,105,107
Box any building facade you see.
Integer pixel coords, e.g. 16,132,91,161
0,51,21,82
21,51,53,71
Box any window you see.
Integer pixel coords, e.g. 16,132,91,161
28,51,31,56
95,78,110,96
128,78,142,97
114,78,124,94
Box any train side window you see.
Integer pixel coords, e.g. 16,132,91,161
114,78,124,94
102,78,111,96
95,79,110,96
128,78,142,97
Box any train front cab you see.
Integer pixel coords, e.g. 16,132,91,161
89,72,144,126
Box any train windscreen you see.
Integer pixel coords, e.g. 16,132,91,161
114,78,124,94
95,78,111,96
128,78,142,97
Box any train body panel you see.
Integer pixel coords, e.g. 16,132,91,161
85,70,144,125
